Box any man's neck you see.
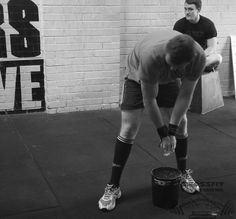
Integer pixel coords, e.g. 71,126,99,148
189,14,200,24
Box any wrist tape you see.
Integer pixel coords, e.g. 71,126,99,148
157,125,168,140
168,123,178,136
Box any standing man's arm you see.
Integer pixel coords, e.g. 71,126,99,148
169,78,198,126
141,81,164,129
141,80,175,153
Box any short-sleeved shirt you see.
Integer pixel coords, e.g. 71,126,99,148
173,15,217,50
126,30,206,85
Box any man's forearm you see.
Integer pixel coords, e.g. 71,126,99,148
170,79,197,125
141,81,165,129
143,99,165,129
170,98,190,125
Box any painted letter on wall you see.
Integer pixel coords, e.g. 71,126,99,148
0,0,44,113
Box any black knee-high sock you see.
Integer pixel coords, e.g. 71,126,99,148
109,136,133,187
175,138,188,173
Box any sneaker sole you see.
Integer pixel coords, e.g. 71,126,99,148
181,185,200,194
98,192,122,211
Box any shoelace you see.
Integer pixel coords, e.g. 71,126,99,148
104,185,115,199
183,169,195,184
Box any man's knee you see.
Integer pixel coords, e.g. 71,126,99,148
205,53,222,70
216,53,223,64
211,53,223,66
120,109,143,139
120,122,140,139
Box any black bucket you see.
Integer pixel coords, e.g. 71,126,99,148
151,167,181,209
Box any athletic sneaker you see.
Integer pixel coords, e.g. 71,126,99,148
181,169,200,194
98,184,121,211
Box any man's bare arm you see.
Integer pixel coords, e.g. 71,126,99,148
205,37,218,56
170,78,198,125
141,81,165,129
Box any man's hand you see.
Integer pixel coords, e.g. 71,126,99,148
159,135,176,156
157,124,177,156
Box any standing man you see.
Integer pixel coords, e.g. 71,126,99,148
174,0,222,72
98,30,206,211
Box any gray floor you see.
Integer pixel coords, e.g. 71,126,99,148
0,98,235,219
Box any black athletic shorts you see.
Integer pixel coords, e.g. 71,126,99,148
120,78,180,110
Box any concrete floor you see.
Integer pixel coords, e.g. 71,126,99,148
0,98,235,219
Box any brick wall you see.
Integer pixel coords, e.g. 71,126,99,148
1,0,236,114
43,0,121,113
204,0,236,96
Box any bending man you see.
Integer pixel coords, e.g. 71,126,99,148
98,30,206,211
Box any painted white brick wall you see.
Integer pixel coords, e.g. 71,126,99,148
43,0,121,113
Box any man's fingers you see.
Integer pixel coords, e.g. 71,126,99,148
160,136,176,155
160,137,170,149
159,141,166,149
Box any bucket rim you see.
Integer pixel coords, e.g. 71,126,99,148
151,167,182,181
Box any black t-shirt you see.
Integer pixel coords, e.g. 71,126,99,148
173,15,217,50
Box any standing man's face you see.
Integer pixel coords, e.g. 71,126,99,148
184,3,200,23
